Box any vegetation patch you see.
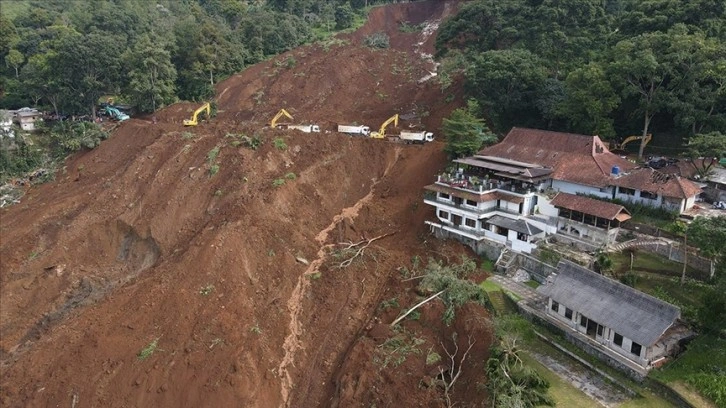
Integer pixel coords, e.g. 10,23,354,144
137,338,159,361
373,326,425,370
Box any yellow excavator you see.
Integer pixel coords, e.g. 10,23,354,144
370,114,399,139
614,134,652,151
183,102,211,126
270,108,294,128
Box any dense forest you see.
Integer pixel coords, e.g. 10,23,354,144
1,0,724,154
0,0,391,116
436,0,725,156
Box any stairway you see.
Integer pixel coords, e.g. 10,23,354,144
495,248,516,275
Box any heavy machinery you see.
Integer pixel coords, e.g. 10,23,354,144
99,103,130,121
337,125,370,137
269,108,320,132
614,134,652,151
370,114,399,139
285,124,320,133
270,108,293,128
398,130,434,144
183,102,211,126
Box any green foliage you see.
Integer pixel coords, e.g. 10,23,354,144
373,326,425,369
272,178,285,187
426,349,441,365
398,21,422,33
137,338,159,361
284,172,296,180
199,284,215,296
433,0,726,145
537,247,561,267
334,3,355,30
379,297,399,311
653,334,726,407
442,99,497,159
364,32,389,49
486,335,555,408
0,134,45,180
685,132,726,177
417,256,487,325
273,137,287,150
48,121,110,154
124,34,177,113
209,164,220,176
207,146,220,165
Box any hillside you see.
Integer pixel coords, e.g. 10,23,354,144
0,2,493,407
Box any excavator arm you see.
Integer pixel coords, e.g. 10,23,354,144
618,134,652,150
370,114,399,139
183,103,211,126
270,109,294,128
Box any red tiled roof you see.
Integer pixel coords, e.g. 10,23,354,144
614,168,702,199
478,128,637,187
550,193,631,221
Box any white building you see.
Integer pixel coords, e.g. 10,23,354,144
537,261,691,371
423,128,701,255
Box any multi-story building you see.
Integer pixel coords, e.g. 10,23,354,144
424,128,702,254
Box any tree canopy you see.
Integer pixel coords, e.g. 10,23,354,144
0,0,395,115
436,0,726,152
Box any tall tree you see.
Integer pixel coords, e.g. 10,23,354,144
558,62,620,138
442,100,497,159
684,131,726,178
124,34,177,113
608,32,672,159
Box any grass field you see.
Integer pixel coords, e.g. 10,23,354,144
519,352,598,407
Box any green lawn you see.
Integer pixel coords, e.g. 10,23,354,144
480,279,502,293
524,280,541,289
651,334,726,408
610,251,703,280
520,352,597,407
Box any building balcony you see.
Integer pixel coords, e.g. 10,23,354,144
423,197,524,218
436,173,535,196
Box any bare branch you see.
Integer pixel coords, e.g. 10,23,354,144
335,231,396,268
390,290,444,327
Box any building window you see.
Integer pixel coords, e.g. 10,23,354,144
614,332,623,347
551,301,559,313
619,187,636,196
597,325,604,337
640,191,657,200
438,210,449,220
580,315,587,327
465,199,477,207
464,218,476,228
631,342,642,356
565,308,573,320
439,192,450,201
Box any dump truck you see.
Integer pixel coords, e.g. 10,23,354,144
396,130,434,144
337,125,370,136
280,124,320,133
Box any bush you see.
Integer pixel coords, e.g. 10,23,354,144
364,32,389,49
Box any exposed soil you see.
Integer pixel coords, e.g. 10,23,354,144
0,2,494,407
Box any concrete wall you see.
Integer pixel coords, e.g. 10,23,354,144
511,252,558,283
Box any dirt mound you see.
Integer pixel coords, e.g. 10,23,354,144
0,2,493,407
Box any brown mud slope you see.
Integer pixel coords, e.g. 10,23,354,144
1,2,493,407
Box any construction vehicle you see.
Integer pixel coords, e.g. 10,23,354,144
613,134,652,151
270,108,294,128
370,114,399,139
337,125,371,137
269,108,320,132
99,104,130,121
398,130,434,144
183,102,211,126
283,124,320,133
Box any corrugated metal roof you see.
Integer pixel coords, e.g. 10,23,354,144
537,261,680,346
486,215,543,235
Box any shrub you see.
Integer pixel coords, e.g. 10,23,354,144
273,137,287,150
364,32,389,49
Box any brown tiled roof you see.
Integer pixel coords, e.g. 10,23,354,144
550,193,631,221
477,127,637,187
614,168,702,199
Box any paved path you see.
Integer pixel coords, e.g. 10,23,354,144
608,238,668,252
487,274,546,306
